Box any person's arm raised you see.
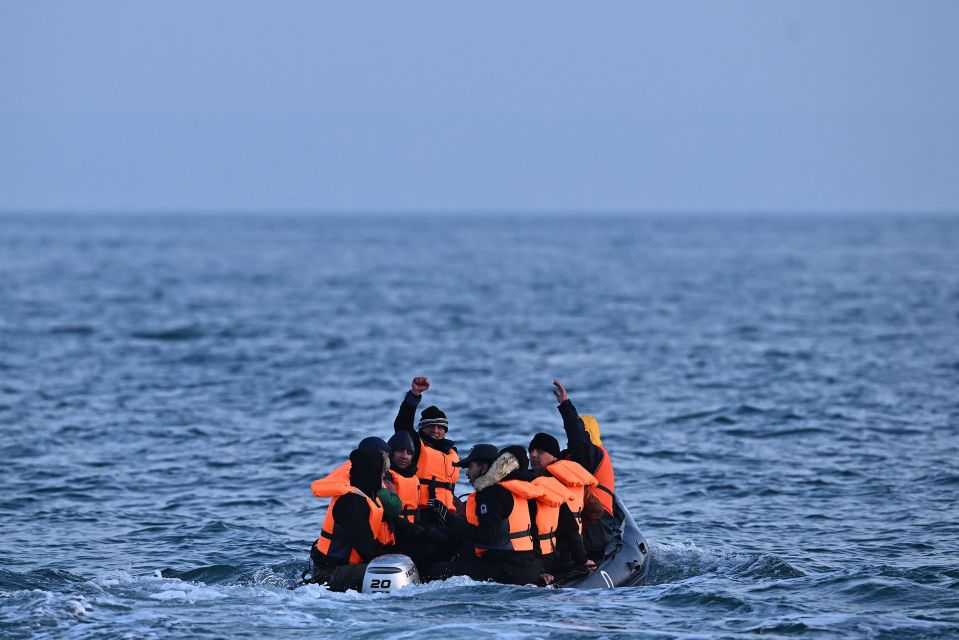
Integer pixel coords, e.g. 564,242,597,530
394,377,429,460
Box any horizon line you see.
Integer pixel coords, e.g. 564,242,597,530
2,207,958,218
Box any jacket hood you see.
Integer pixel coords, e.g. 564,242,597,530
349,448,387,498
473,452,519,492
580,415,603,448
387,432,417,477
497,445,536,482
499,445,529,471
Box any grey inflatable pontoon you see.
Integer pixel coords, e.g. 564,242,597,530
558,494,650,589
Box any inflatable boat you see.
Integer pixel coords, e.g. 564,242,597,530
358,494,650,593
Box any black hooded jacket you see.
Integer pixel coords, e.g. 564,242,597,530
318,449,391,565
446,452,537,563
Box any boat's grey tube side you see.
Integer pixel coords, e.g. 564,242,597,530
561,494,650,589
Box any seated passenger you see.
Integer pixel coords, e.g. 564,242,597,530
386,431,420,523
308,434,446,567
425,444,545,586
394,377,460,514
307,448,396,592
528,432,597,576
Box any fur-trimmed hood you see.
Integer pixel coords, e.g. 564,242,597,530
473,452,519,492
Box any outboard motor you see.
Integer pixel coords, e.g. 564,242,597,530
361,554,421,594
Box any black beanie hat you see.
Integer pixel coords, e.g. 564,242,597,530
387,431,416,453
418,405,449,431
528,432,561,459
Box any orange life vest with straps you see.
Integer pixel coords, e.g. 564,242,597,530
530,476,569,556
545,459,598,533
465,480,542,557
388,469,420,523
312,480,394,564
589,445,616,515
416,441,460,510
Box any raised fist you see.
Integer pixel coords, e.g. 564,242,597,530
411,376,430,396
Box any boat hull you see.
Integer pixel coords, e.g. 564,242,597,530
559,494,650,589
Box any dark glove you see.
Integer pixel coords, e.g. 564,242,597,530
426,498,449,522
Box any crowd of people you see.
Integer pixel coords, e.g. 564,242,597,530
300,377,618,591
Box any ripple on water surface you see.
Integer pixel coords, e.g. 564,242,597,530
2,213,959,638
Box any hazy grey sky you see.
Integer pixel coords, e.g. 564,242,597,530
2,1,958,213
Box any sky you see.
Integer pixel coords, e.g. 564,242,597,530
1,1,958,214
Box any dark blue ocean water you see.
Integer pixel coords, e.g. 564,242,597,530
1,212,957,639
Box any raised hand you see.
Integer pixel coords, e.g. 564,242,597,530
552,379,568,404
411,376,430,396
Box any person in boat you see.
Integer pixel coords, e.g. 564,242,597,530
528,432,597,577
393,376,460,521
552,379,618,558
308,433,453,566
381,430,461,565
424,444,545,586
307,448,397,592
385,431,420,523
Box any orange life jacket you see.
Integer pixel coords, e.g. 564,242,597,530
311,460,350,496
416,441,460,510
312,481,394,564
465,479,542,557
530,476,569,556
546,459,598,533
389,469,420,523
590,445,616,515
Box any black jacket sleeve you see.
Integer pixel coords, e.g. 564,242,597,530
558,399,604,474
332,493,389,563
556,503,588,565
447,485,512,545
394,390,423,465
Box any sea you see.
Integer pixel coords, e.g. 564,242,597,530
1,212,957,639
